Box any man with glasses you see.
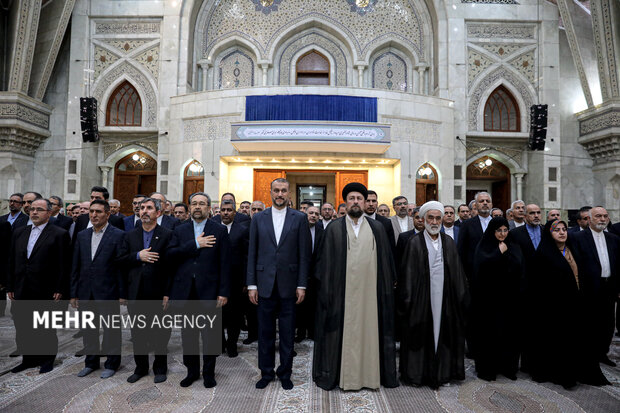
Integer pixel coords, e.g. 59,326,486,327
124,194,147,231
0,193,28,229
390,196,414,243
49,196,73,231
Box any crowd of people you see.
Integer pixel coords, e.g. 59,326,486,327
0,181,618,392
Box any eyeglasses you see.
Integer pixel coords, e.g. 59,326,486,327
394,202,408,206
9,200,23,204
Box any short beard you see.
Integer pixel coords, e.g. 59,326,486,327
347,207,363,219
425,222,440,235
594,222,607,231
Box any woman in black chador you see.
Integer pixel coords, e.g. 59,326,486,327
471,217,524,381
528,220,609,388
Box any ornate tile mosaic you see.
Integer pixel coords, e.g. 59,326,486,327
94,46,120,79
467,48,495,87
467,23,536,40
508,50,536,84
218,49,255,88
346,0,379,16
202,0,426,62
134,46,160,80
183,116,241,142
462,0,518,4
250,0,282,15
277,31,347,86
477,43,524,59
95,21,161,35
103,40,151,54
372,52,407,92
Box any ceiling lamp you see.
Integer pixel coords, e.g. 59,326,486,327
424,167,433,175
485,159,493,166
188,161,201,173
132,153,140,161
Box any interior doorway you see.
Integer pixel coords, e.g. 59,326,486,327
415,163,438,205
183,160,205,204
466,156,511,212
114,151,157,216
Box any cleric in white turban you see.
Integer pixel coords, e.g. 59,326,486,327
398,201,469,389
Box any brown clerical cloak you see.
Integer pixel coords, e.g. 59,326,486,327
312,216,399,390
398,232,469,389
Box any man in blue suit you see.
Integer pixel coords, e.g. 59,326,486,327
247,178,311,390
167,192,230,388
70,200,126,379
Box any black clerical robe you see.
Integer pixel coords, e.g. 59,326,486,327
398,232,469,388
312,216,398,390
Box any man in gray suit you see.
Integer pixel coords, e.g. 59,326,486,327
389,196,413,243
508,200,526,229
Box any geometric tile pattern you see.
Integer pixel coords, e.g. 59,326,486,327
467,48,495,88
218,49,255,89
134,46,160,80
509,50,536,84
94,46,120,79
372,51,407,92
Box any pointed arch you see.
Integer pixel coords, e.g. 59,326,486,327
182,159,205,204
106,80,142,126
415,161,439,205
483,85,521,132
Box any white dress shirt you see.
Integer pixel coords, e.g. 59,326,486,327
479,215,492,232
346,215,362,237
91,223,109,260
27,222,48,258
514,221,525,228
443,225,455,239
397,215,409,232
591,229,611,278
321,219,330,229
272,206,287,245
225,222,233,234
310,225,316,252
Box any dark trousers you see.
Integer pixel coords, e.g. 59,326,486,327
0,288,7,316
81,300,121,370
128,301,170,375
295,278,316,339
595,278,616,357
244,295,258,339
181,280,217,379
223,294,242,349
12,300,57,368
257,283,296,381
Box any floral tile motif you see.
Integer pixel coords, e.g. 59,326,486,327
372,52,407,92
94,46,120,79
219,49,255,89
134,46,160,80
467,48,495,88
103,40,151,55
478,43,525,60
509,50,536,84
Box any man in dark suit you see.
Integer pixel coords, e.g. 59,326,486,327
441,205,460,244
570,206,620,367
0,220,11,317
49,196,73,231
149,192,181,230
0,193,28,229
457,192,493,281
364,190,395,252
211,192,251,225
247,178,311,390
454,203,471,227
71,199,126,379
173,203,190,222
124,194,147,231
109,199,125,218
219,199,249,357
120,197,173,384
73,187,124,239
569,206,592,233
167,192,230,388
510,204,542,265
7,199,71,373
295,204,324,342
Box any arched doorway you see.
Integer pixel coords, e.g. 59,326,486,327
183,160,205,204
114,151,157,215
296,50,330,85
466,156,511,212
416,163,438,205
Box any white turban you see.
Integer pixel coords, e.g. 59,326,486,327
419,201,444,219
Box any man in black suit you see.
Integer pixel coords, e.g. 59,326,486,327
149,192,181,230
173,203,190,222
0,220,11,317
22,191,43,226
570,206,620,367
71,199,126,379
510,204,543,265
211,193,251,225
364,190,395,252
295,205,323,342
49,195,73,231
124,194,147,231
219,199,249,357
109,199,125,218
569,206,592,233
457,192,493,281
73,187,124,239
7,199,71,373
247,178,311,390
120,197,173,383
0,193,28,229
454,203,471,227
167,192,230,388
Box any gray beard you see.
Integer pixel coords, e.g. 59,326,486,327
425,222,440,235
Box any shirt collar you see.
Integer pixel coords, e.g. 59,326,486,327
157,215,163,225
93,222,109,234
346,214,362,227
272,206,287,216
591,228,604,238
364,212,376,219
33,221,48,231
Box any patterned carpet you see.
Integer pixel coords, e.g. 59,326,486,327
0,312,619,413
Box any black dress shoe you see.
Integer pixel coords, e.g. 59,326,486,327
154,374,167,383
281,378,294,390
203,376,217,388
75,348,85,357
11,363,33,373
243,336,257,345
9,350,19,357
292,350,297,357
255,377,272,389
227,346,238,358
180,375,199,387
599,356,617,367
294,334,306,343
39,363,54,374
127,373,147,383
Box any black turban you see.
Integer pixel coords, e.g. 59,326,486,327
342,182,368,200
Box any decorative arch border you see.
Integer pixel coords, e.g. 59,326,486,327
465,149,525,175
206,35,261,63
415,159,442,201
468,66,535,132
178,158,205,200
103,143,158,167
274,29,350,86
370,50,410,92
93,61,158,128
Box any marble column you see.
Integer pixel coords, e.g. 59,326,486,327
416,66,426,94
356,65,366,88
260,64,270,86
514,173,524,201
100,166,111,188
201,63,209,91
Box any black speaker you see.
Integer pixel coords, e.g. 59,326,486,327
528,104,548,151
80,97,99,143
